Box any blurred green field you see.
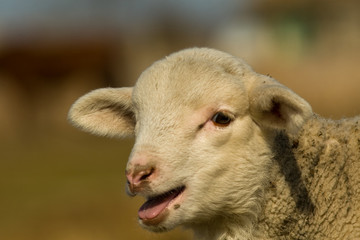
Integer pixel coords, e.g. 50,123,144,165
0,132,192,240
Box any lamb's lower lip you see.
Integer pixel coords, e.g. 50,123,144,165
138,186,185,225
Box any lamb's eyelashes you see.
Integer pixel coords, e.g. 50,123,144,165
211,112,232,127
197,111,234,130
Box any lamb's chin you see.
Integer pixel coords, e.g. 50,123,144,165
138,186,186,231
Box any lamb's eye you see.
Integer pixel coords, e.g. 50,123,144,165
211,112,232,126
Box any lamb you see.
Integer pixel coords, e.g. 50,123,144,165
68,48,360,240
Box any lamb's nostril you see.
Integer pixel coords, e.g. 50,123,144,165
138,168,155,182
127,166,156,187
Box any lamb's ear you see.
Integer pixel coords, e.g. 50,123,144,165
248,76,312,135
68,87,135,138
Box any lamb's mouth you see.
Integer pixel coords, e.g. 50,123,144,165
138,186,185,225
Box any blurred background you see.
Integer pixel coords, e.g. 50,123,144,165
0,0,359,239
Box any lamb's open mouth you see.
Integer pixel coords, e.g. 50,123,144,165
138,186,185,223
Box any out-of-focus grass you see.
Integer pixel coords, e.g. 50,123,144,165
0,131,192,240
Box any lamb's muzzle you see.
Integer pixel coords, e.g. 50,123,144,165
126,165,155,195
125,154,187,226
138,186,185,225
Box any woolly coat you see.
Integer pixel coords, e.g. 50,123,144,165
260,115,360,239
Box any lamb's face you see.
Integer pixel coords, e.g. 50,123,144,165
68,48,312,233
125,56,271,231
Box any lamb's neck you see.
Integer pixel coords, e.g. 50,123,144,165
258,115,359,239
256,127,318,239
191,219,260,240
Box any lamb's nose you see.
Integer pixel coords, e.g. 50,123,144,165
126,165,155,194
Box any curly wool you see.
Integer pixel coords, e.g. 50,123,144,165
259,115,360,240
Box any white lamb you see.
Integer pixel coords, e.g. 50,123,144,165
68,48,360,240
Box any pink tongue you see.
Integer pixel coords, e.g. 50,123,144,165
138,191,178,220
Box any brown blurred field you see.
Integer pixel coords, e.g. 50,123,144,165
0,1,359,240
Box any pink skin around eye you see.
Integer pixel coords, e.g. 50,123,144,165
187,106,234,131
211,112,231,126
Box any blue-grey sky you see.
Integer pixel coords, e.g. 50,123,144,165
0,0,249,32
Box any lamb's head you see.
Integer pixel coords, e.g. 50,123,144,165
68,48,312,233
